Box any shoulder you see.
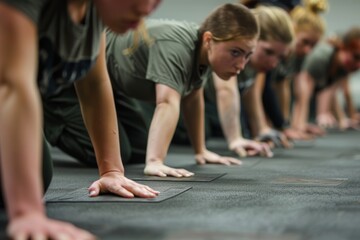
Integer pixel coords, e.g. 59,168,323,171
1,0,49,24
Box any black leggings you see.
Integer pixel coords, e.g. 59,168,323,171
43,86,149,167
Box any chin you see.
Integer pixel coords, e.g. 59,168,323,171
218,73,232,80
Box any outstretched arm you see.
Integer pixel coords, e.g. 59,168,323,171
144,84,194,177
76,33,158,198
291,71,315,131
243,73,291,148
316,83,338,128
0,3,94,239
182,87,242,166
213,73,272,157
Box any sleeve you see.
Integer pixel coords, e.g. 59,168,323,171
146,40,193,95
0,0,48,24
271,61,288,83
301,45,328,87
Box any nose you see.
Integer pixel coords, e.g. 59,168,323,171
269,58,279,69
303,45,312,55
136,0,160,16
235,58,247,72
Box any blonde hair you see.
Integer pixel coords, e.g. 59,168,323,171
199,3,259,42
252,5,294,44
123,20,154,55
291,0,327,35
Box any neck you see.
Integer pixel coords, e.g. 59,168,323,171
67,0,88,24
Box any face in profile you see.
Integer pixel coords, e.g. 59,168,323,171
341,39,360,72
207,36,257,80
94,0,161,33
250,40,289,72
295,30,321,57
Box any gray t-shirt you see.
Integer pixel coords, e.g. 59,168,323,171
271,53,304,82
302,42,348,90
106,19,209,102
2,0,104,98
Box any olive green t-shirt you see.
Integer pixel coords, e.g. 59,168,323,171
302,42,348,90
106,19,209,102
2,0,104,98
204,64,257,104
271,53,304,82
1,0,104,98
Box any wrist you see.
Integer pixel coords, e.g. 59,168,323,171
279,119,291,131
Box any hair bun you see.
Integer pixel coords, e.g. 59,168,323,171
304,0,328,14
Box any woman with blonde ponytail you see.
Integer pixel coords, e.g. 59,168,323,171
271,0,328,139
291,22,360,133
200,4,294,157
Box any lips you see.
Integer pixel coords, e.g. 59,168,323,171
124,20,140,29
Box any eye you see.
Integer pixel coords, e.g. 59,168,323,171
231,49,243,57
264,48,274,56
302,39,316,47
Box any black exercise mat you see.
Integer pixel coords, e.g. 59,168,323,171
45,186,191,203
130,173,226,182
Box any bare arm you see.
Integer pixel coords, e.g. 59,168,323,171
291,71,315,131
340,76,357,119
0,2,43,221
274,77,291,121
144,84,194,177
75,33,124,175
316,82,338,128
242,73,268,136
213,73,272,157
182,87,206,154
76,33,158,198
0,3,94,239
182,86,242,165
146,84,181,163
213,73,243,144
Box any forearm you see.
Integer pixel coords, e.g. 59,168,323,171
291,72,314,130
146,101,180,164
275,78,291,121
1,87,45,219
0,5,44,219
182,88,206,154
75,34,123,175
243,73,268,135
316,86,336,116
330,90,347,122
341,77,356,118
216,81,243,145
76,79,123,174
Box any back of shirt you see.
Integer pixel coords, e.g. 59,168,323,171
106,19,208,101
2,0,104,98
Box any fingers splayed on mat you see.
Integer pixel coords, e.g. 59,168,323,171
195,149,242,166
88,171,159,198
144,162,194,178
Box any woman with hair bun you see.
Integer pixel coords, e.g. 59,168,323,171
201,4,294,157
292,26,360,132
271,0,329,139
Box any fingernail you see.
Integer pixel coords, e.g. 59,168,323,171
89,190,96,196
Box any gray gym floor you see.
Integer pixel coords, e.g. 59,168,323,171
1,130,360,240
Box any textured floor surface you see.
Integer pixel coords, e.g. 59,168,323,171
0,130,359,240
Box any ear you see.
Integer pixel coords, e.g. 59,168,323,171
202,31,213,49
